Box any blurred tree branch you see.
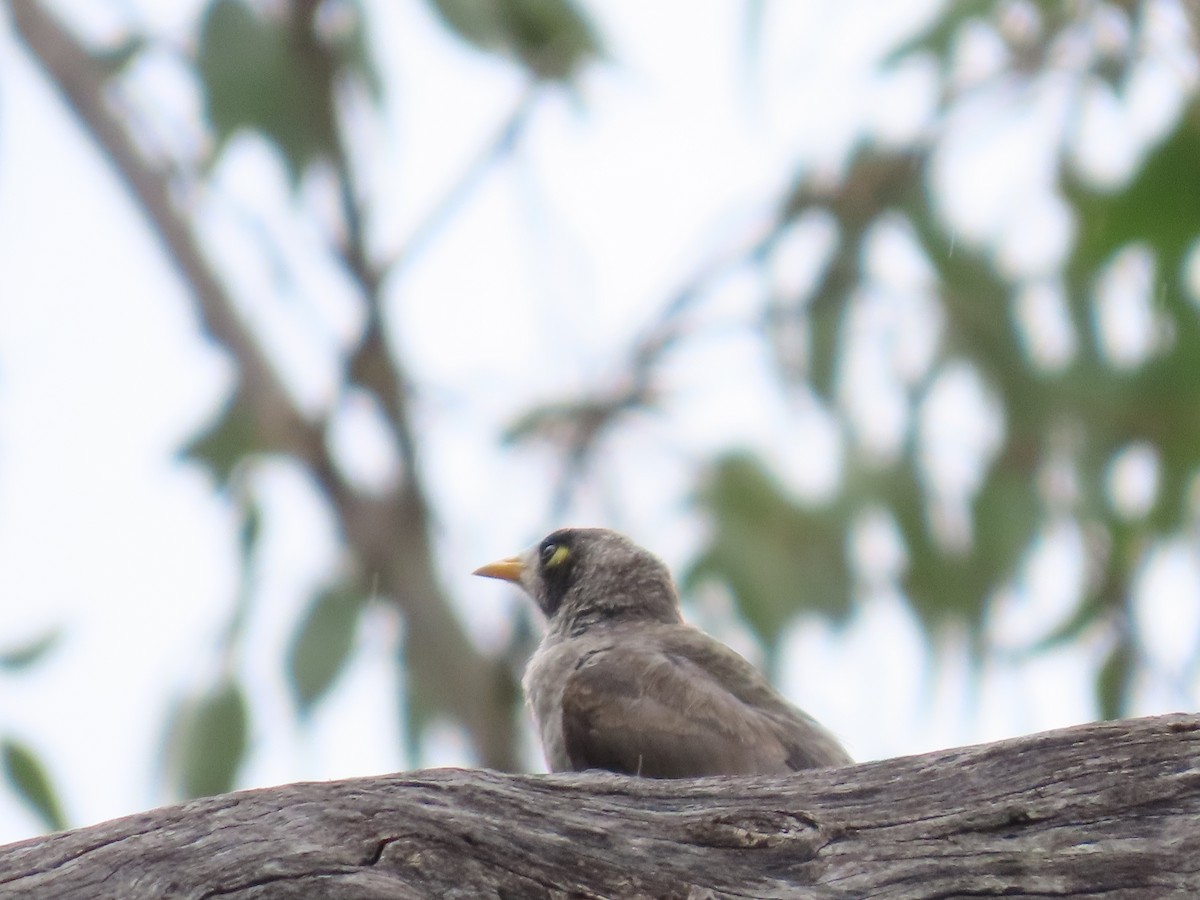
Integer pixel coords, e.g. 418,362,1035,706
8,0,520,771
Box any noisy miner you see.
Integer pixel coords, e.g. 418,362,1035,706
475,527,851,777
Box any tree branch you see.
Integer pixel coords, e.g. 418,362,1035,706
1,714,1196,898
8,0,519,770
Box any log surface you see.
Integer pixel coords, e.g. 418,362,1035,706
0,714,1197,899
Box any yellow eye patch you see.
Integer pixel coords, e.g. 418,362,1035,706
546,545,570,567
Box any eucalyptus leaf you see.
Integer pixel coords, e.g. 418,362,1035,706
179,391,260,485
688,454,852,656
427,0,600,81
172,679,249,799
0,629,61,672
198,0,338,183
287,587,366,716
2,739,66,832
883,0,995,68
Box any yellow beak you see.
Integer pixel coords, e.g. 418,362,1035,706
473,555,526,583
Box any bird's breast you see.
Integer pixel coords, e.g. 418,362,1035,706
523,636,592,772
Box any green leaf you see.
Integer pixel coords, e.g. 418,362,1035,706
687,454,852,657
171,679,249,799
427,0,601,81
1067,115,1200,275
502,0,601,80
427,0,508,51
198,0,338,183
774,148,928,399
2,739,66,832
287,587,365,715
0,629,61,672
893,452,1039,637
179,390,260,485
884,0,995,68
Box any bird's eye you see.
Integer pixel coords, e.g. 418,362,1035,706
541,542,570,568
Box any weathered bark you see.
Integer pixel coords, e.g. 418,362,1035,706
0,714,1196,899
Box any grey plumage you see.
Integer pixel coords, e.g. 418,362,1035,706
475,527,851,777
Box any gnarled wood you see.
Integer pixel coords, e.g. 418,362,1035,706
0,714,1197,898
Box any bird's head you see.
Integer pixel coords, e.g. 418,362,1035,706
474,528,681,629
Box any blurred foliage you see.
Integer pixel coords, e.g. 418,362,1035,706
688,0,1200,723
287,585,367,716
180,391,263,486
197,0,381,184
428,0,601,81
687,455,853,667
6,0,1200,831
1,740,66,833
0,630,60,673
165,678,249,800
0,636,65,833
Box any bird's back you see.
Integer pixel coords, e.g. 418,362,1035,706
533,621,850,776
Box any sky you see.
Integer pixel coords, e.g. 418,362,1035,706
0,0,1197,844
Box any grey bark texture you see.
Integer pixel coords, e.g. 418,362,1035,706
0,714,1197,899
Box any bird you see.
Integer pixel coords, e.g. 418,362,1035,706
474,527,851,777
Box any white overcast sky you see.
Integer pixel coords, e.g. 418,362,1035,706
0,0,1197,843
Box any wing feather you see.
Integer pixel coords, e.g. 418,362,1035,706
560,632,847,777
